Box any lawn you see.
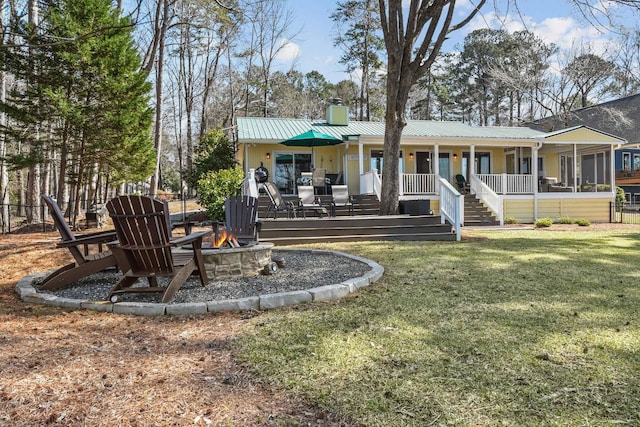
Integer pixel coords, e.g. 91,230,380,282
239,228,640,426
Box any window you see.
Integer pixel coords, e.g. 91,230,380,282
370,149,404,173
623,152,631,171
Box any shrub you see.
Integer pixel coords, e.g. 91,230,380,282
505,216,518,224
575,218,591,226
196,167,245,221
189,129,237,188
615,186,626,203
557,216,574,224
535,217,553,228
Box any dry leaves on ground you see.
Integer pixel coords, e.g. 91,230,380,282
0,230,343,426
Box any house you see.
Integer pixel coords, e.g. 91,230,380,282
237,105,626,226
528,93,640,200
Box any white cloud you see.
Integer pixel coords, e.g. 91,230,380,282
275,39,301,63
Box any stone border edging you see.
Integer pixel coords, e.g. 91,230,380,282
15,248,383,316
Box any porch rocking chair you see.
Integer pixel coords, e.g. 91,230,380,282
455,174,470,194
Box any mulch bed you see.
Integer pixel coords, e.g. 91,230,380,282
0,230,349,426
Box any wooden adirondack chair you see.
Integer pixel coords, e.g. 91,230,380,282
215,195,261,244
106,195,211,303
39,195,120,291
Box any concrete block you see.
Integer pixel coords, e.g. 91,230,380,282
49,297,87,309
166,302,208,316
364,266,384,283
259,290,312,309
113,302,166,316
207,297,259,312
22,293,57,304
308,284,351,301
80,301,114,313
351,275,370,289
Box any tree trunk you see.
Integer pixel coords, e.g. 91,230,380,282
149,0,169,197
0,0,8,231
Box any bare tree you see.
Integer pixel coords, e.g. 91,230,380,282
239,0,298,118
0,0,8,231
377,0,485,215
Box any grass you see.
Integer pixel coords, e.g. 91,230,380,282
238,229,640,426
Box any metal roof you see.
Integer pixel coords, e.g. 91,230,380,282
237,117,545,142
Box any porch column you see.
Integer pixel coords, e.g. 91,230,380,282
573,144,578,191
244,144,250,173
532,145,538,193
610,144,616,194
470,144,475,177
533,143,540,221
358,142,364,176
434,144,440,195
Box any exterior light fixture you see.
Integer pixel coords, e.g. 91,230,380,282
409,152,414,160
453,153,458,160
266,152,271,159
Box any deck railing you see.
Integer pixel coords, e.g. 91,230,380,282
477,173,533,194
360,169,382,199
470,175,504,225
400,173,436,195
438,177,462,241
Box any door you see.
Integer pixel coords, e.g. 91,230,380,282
274,152,312,194
439,153,450,180
416,151,432,173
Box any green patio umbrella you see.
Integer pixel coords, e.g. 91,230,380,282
280,129,344,167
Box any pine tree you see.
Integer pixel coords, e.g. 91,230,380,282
0,0,154,227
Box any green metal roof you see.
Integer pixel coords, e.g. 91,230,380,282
237,117,546,142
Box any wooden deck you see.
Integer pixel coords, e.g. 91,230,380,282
259,214,456,245
616,170,640,185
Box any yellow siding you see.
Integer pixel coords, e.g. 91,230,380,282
545,127,621,143
537,198,611,222
504,199,535,223
431,199,440,214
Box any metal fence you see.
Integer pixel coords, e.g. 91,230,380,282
610,201,640,225
0,193,188,234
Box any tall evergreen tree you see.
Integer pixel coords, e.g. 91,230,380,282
0,0,154,227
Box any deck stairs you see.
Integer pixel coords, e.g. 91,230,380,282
464,194,499,226
259,214,455,245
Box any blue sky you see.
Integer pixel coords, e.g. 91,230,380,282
276,0,633,83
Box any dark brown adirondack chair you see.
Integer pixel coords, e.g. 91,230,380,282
106,195,211,303
39,195,119,291
216,195,261,244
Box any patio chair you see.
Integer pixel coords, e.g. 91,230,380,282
312,168,327,194
213,195,261,245
297,185,328,218
455,174,469,194
39,195,121,291
263,181,298,219
106,195,211,303
330,185,354,216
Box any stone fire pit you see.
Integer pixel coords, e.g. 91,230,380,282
175,242,274,280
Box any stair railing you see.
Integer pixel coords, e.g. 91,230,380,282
470,175,504,225
438,177,462,241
